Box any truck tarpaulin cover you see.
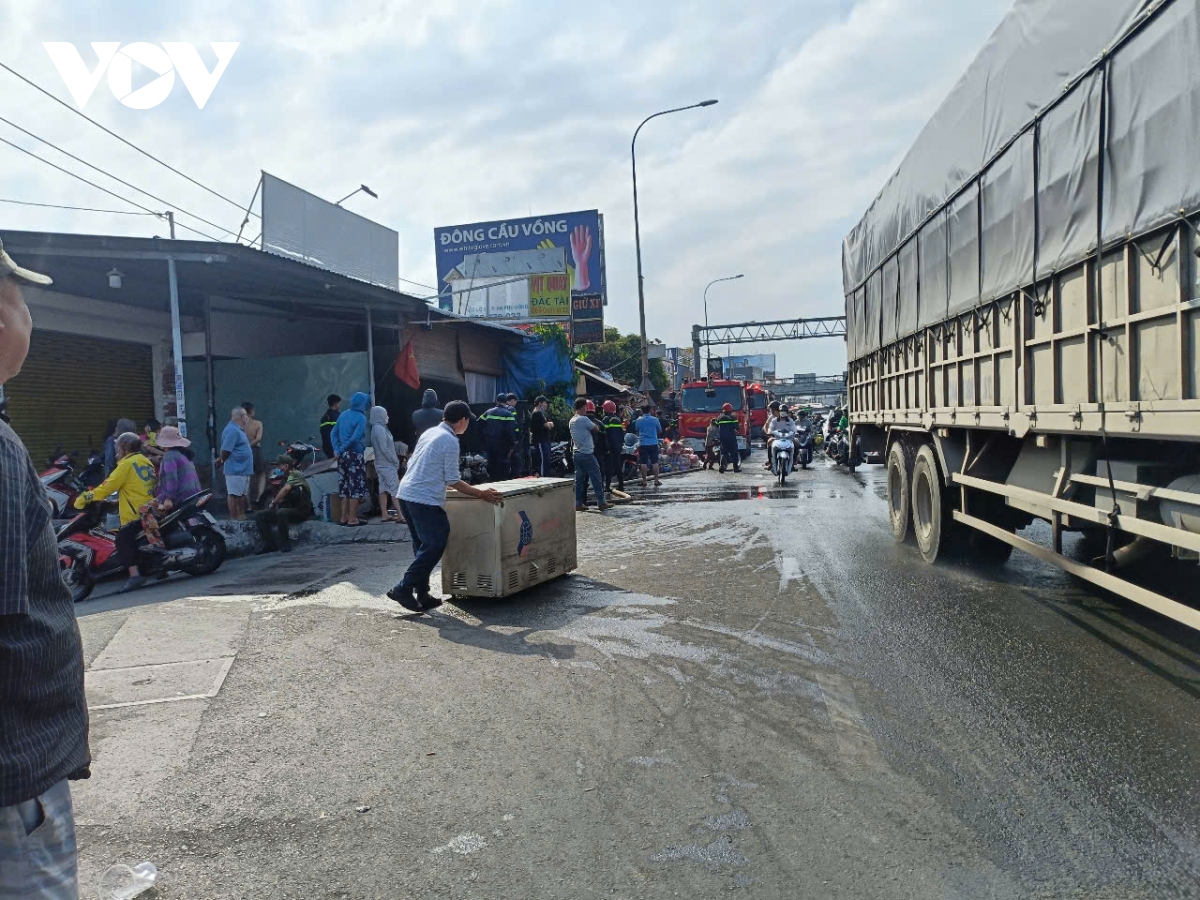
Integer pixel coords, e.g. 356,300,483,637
842,0,1200,360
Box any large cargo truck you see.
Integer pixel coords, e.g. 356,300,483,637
842,0,1200,629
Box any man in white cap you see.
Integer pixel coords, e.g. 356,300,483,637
0,238,90,898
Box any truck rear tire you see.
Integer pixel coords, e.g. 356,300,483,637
911,444,950,563
886,441,912,543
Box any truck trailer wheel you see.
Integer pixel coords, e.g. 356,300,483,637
886,441,912,543
911,444,950,563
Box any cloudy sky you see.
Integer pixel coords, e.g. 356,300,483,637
0,0,1010,378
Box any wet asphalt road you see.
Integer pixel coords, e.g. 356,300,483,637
71,456,1200,899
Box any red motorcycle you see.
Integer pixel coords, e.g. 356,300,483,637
57,491,227,602
41,450,105,518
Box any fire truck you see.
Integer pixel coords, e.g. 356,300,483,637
746,383,774,440
679,377,752,459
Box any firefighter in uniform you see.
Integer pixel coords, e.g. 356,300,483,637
480,393,517,480
715,402,742,474
601,400,627,493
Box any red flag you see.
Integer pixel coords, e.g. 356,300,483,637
393,338,420,389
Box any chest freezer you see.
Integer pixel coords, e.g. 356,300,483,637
441,477,577,598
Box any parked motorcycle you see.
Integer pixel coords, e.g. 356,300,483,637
545,441,572,477
621,436,641,481
255,439,325,510
57,492,226,603
460,452,489,484
41,450,105,518
770,429,795,485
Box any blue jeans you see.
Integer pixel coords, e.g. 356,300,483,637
574,452,605,507
397,499,450,595
0,779,77,899
538,441,552,476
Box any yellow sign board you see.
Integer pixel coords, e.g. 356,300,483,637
528,273,571,318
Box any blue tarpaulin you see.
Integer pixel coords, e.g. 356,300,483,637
498,338,574,399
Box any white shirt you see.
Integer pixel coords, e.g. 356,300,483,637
397,423,460,507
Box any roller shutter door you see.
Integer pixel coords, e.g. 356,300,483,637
4,330,154,467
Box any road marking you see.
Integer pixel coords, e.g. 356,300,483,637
88,656,236,710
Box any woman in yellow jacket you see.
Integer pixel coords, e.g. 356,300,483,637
74,431,157,592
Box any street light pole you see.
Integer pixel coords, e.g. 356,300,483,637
335,184,379,207
703,273,744,331
632,99,718,393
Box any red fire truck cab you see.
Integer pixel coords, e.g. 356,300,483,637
679,378,752,460
746,383,774,440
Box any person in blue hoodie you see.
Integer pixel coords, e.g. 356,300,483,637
331,391,371,526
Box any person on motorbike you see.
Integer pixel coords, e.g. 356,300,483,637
73,431,156,593
772,406,798,469
763,400,782,469
153,425,200,509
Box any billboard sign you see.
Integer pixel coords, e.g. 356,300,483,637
261,173,399,290
434,210,605,318
570,292,604,346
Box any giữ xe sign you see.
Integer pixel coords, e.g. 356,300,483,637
43,42,239,110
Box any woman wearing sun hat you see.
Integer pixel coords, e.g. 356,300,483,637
153,425,201,509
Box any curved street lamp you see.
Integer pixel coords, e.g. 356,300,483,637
335,184,379,206
632,99,719,392
703,273,744,330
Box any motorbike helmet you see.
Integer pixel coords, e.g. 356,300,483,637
603,400,617,414
585,400,596,413
722,402,734,413
768,400,781,411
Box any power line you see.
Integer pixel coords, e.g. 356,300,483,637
0,59,259,220
398,274,439,292
0,135,224,241
0,115,238,238
0,197,160,216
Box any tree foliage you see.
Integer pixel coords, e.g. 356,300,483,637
585,327,668,392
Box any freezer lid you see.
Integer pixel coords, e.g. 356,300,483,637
446,477,574,501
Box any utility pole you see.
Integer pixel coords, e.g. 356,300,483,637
166,211,176,239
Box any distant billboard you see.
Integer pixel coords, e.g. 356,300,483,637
728,354,776,372
434,210,605,319
261,173,399,290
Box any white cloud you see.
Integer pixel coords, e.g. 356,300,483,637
0,0,1010,377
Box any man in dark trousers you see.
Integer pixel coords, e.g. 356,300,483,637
601,399,626,493
387,401,502,612
715,402,742,473
529,396,554,476
319,394,341,459
480,393,517,480
411,388,443,439
0,240,90,897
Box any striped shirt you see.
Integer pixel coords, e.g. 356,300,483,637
0,420,90,806
397,422,461,508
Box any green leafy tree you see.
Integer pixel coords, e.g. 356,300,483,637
585,327,668,392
